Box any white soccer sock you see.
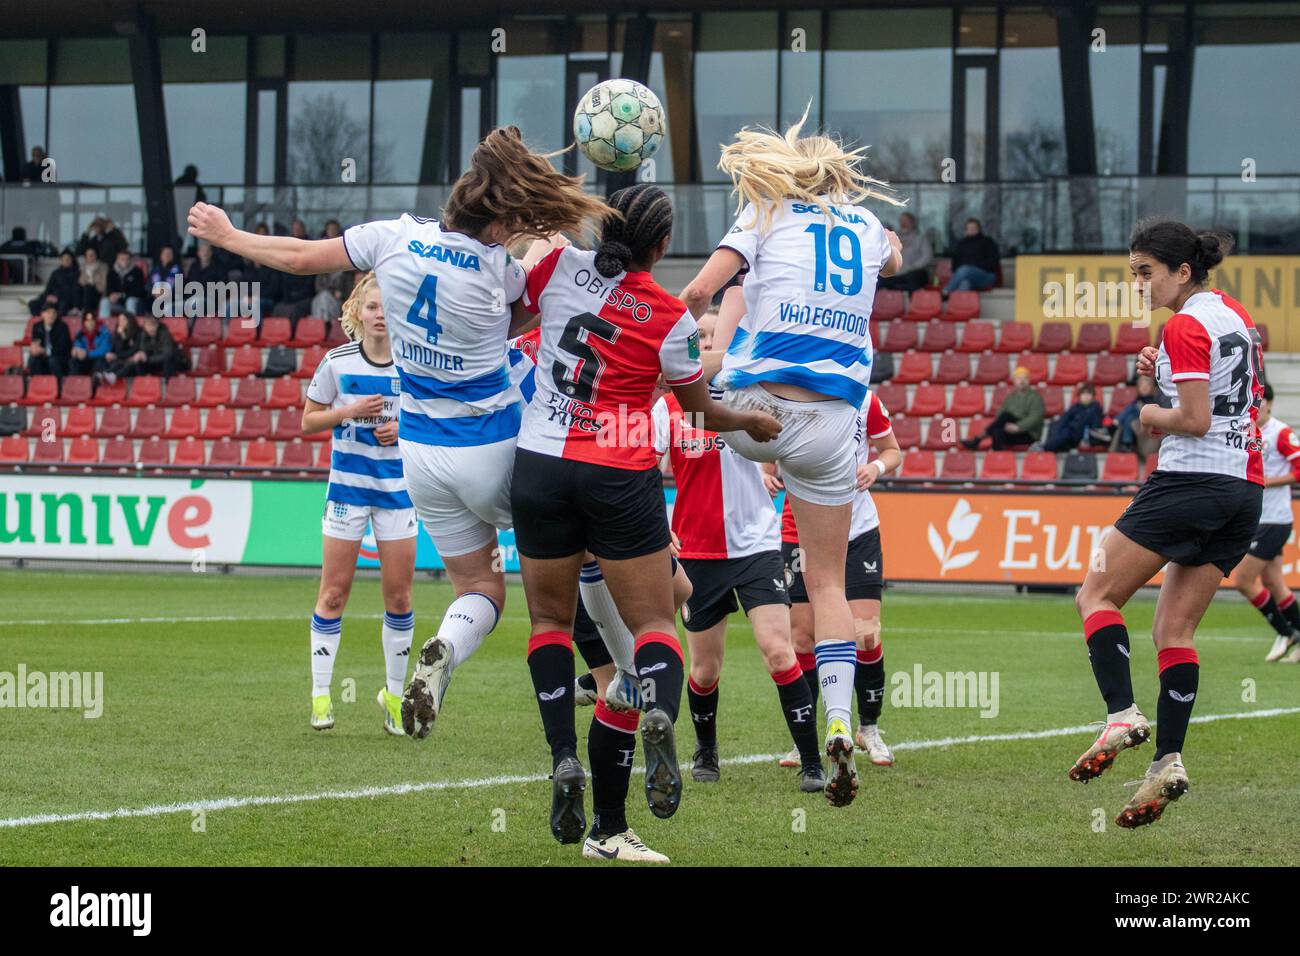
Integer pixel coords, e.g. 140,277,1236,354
381,610,415,696
578,562,636,674
814,639,857,730
439,592,499,671
310,613,342,697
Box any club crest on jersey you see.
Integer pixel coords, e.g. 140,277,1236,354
406,240,481,271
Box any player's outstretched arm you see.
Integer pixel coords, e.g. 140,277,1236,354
680,248,744,319
670,376,781,443
187,202,352,275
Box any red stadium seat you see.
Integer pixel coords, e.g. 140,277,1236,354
16,316,41,346
965,415,994,447
872,289,904,323
1102,452,1140,482
316,440,332,468
293,345,325,378
903,289,942,323
923,416,958,450
91,378,127,407
932,260,952,288
127,376,163,407
940,449,976,480
0,345,22,371
192,344,227,377
1075,322,1112,354
890,416,921,449
222,318,258,348
101,436,133,466
1092,353,1129,386
882,322,918,353
1107,385,1136,418
202,405,236,440
173,436,206,467
290,318,326,350
57,375,93,406
96,405,131,437
1037,385,1065,418
237,406,272,440
165,405,200,439
892,352,932,385
945,290,981,322
138,436,170,467
908,384,946,417
131,405,166,439
972,353,1010,385
32,437,64,464
1144,453,1159,479
326,321,350,347
1113,323,1150,354
932,353,970,385
874,383,907,416
1049,354,1088,386
956,320,996,354
919,321,957,353
62,405,96,438
163,317,190,346
0,376,23,404
281,440,315,470
208,437,241,467
900,449,936,479
1021,451,1059,482
67,434,99,464
948,384,987,417
244,438,278,468
259,317,292,347
268,376,302,409
272,408,304,441
161,375,195,407
1034,322,1073,353
227,345,262,379
23,375,58,406
995,322,1034,354
1014,353,1048,383
979,450,1017,480
189,316,222,348
0,434,29,462
24,403,58,435
197,375,231,409
868,322,882,352
232,376,266,409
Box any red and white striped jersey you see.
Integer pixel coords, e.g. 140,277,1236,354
517,247,703,470
1258,415,1300,524
1154,289,1264,484
652,392,779,559
781,391,893,543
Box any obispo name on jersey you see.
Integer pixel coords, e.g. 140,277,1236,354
406,240,481,271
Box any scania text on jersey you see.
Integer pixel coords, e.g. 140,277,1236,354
788,202,869,226
572,268,657,323
405,240,482,272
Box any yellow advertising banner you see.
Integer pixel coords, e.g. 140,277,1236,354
876,489,1300,587
1014,255,1300,350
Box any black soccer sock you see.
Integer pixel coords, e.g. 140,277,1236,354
687,676,719,749
527,631,577,765
1083,610,1136,714
1154,647,1200,760
797,651,819,711
634,632,683,723
1251,589,1293,637
588,701,638,837
774,662,821,768
1281,594,1300,634
855,644,886,725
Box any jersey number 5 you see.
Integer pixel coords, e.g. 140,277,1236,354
406,275,443,345
553,312,620,404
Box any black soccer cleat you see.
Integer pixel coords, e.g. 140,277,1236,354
550,755,587,844
641,708,682,819
691,746,721,783
799,763,827,793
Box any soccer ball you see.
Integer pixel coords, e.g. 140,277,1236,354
573,79,664,173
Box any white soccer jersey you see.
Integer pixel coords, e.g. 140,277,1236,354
1258,415,1300,524
343,215,527,447
1154,289,1264,483
306,341,411,510
652,392,779,559
715,198,891,407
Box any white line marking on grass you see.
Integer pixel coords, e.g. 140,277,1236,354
2,706,1296,831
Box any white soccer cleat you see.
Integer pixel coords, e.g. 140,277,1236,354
376,688,405,737
401,637,453,740
310,694,334,731
778,747,800,768
603,667,644,713
855,724,894,766
582,829,669,864
1283,644,1300,664
1068,704,1150,783
1265,634,1297,663
574,673,599,707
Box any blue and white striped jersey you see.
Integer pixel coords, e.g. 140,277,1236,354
306,341,412,510
715,198,891,407
342,215,528,448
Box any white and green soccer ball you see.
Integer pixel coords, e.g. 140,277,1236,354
573,78,664,173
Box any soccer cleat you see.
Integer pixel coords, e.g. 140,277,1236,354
550,756,588,845
778,747,801,768
824,719,859,807
604,668,644,713
640,708,682,819
310,694,334,731
376,688,405,736
582,828,669,864
856,724,894,767
574,672,599,707
691,745,720,782
401,637,453,740
799,763,827,793
1116,754,1190,829
1265,634,1298,663
1283,644,1300,664
1068,705,1150,783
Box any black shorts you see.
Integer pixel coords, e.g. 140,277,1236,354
511,448,671,561
1114,470,1262,576
1248,523,1292,562
782,527,884,603
679,551,790,632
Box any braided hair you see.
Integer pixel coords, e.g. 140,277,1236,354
594,184,674,278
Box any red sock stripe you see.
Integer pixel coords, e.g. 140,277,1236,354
1278,593,1295,611
594,697,640,733
771,662,803,686
688,676,718,696
1083,609,1125,642
856,644,883,665
1251,588,1272,609
634,631,684,662
796,652,816,672
1157,646,1199,674
527,630,572,655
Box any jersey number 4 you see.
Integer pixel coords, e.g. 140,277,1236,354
553,312,620,404
406,275,443,345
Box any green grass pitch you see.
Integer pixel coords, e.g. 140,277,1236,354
1,569,1297,866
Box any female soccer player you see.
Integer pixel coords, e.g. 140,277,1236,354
187,127,611,740
777,388,902,769
301,273,416,734
679,113,903,806
510,183,780,843
1227,384,1300,663
1071,219,1262,828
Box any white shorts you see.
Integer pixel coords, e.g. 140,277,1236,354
719,384,859,506
321,499,419,542
399,435,516,558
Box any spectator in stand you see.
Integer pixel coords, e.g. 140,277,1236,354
101,312,141,384
877,212,933,293
175,164,207,204
133,312,189,377
148,245,182,312
20,146,47,182
76,218,106,259
70,314,112,376
27,250,79,316
1116,374,1162,453
239,259,281,321
274,267,317,323
98,219,128,264
944,218,1000,294
1040,382,1107,452
102,250,146,317
75,246,108,315
963,365,1043,450
27,304,72,377
290,219,309,240
322,219,342,239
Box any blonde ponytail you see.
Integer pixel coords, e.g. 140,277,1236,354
339,271,379,342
